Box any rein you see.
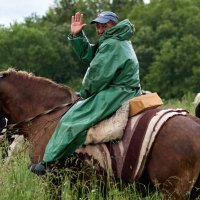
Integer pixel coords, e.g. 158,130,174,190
6,99,80,130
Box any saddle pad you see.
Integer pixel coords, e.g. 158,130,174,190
122,108,188,181
76,108,188,181
85,93,163,145
85,102,129,145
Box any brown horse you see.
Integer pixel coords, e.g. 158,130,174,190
1,68,200,200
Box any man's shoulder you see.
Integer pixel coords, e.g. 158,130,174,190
100,38,122,48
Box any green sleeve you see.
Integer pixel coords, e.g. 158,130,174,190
67,32,97,66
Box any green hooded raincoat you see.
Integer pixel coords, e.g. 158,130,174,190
43,19,141,163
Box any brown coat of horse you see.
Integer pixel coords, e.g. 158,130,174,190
1,68,200,200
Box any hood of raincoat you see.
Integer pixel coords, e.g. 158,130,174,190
99,19,135,44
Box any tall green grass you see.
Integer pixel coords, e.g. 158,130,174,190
0,94,197,199
0,142,164,200
0,149,163,200
162,92,196,114
0,151,49,200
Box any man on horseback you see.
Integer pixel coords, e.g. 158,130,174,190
29,11,141,175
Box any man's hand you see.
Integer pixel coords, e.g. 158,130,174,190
71,12,86,36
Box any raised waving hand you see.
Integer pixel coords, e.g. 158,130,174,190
71,12,86,36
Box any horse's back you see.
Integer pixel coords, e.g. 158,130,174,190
147,115,200,199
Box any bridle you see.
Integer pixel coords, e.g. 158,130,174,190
5,98,81,130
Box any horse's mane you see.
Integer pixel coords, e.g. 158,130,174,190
3,68,74,96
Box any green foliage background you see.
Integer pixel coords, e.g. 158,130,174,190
0,0,199,98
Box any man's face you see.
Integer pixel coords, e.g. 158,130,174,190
96,21,116,36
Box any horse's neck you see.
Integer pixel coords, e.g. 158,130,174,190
25,105,69,163
13,88,76,163
7,83,75,123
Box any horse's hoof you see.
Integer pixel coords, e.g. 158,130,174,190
28,162,46,175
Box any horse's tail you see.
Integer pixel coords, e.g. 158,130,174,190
194,93,200,118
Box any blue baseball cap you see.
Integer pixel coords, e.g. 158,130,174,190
91,11,119,24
